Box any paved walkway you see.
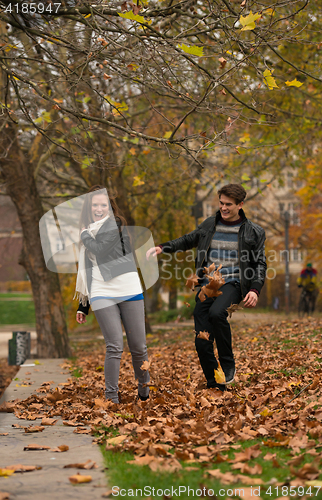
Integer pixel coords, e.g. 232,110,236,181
0,359,107,499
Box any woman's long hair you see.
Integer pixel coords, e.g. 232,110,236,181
79,185,127,229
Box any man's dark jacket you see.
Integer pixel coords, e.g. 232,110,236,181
160,209,266,298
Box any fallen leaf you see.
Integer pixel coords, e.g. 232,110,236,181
69,473,92,484
0,493,10,500
306,480,322,487
2,464,41,473
106,435,128,446
64,460,97,469
50,445,69,452
0,402,16,413
63,420,85,427
206,469,237,484
102,490,114,498
23,444,51,451
41,418,57,426
0,469,15,477
290,462,319,479
24,426,45,433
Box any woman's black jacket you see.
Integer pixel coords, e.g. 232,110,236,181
77,217,136,315
160,209,267,298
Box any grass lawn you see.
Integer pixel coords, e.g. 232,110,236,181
0,300,35,325
0,293,32,299
100,437,322,499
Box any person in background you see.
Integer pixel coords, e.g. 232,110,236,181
147,183,266,392
297,263,319,312
75,186,150,404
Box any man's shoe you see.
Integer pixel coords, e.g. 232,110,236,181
223,366,236,385
207,381,226,392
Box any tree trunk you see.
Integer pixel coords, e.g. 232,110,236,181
169,287,178,310
0,119,70,358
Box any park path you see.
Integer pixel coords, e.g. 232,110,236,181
0,359,107,499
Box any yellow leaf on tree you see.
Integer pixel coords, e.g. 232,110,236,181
239,11,261,31
239,133,250,143
285,79,303,87
214,364,226,384
118,11,151,24
263,69,279,90
133,176,145,187
178,44,204,57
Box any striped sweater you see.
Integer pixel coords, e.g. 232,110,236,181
202,218,242,284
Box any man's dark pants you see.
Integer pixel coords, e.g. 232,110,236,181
194,281,242,387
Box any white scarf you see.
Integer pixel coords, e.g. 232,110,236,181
74,215,110,306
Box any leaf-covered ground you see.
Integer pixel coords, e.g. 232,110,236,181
2,317,322,496
0,360,19,399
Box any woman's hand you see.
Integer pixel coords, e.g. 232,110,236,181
146,246,162,260
76,312,87,324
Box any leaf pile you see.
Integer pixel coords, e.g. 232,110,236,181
2,317,322,485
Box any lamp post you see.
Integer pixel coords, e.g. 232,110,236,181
284,211,290,314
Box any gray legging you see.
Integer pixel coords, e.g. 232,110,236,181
93,299,150,403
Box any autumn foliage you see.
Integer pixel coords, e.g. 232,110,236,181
2,317,322,486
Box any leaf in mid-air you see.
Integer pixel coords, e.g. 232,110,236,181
199,264,225,302
239,11,261,31
227,303,244,318
140,359,150,371
197,331,210,341
214,364,226,384
185,273,200,291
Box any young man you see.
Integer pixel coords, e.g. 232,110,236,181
147,184,267,391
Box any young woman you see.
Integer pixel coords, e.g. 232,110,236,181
75,186,150,404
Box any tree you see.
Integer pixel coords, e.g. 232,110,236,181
1,0,322,354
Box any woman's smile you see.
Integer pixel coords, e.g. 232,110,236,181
91,193,109,222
